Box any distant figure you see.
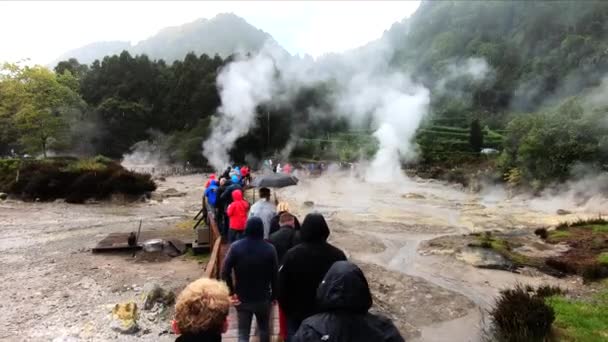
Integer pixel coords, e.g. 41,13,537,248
205,180,219,209
283,163,292,174
269,213,301,265
173,278,230,342
221,167,232,180
248,187,277,239
204,174,217,189
293,261,404,342
278,213,347,340
222,217,278,342
276,163,283,174
226,189,249,242
269,202,301,236
240,165,251,184
220,175,243,234
216,178,229,238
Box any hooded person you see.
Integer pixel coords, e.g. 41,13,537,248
173,278,231,342
221,167,232,180
204,174,217,189
248,187,277,239
269,202,301,236
204,180,220,208
226,189,249,242
278,213,347,341
220,175,243,229
222,217,279,342
293,261,404,342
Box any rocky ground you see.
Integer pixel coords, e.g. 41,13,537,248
0,175,205,341
0,172,602,341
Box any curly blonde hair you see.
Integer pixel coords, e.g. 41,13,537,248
174,278,230,334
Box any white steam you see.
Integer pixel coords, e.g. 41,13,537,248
202,49,277,171
202,40,432,180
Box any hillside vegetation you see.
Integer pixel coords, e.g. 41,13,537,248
2,2,607,188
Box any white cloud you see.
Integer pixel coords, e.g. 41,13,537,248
0,0,419,65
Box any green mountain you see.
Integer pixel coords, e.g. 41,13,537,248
52,13,278,65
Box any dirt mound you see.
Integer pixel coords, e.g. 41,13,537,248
0,157,156,203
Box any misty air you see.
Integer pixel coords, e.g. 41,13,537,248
1,1,607,341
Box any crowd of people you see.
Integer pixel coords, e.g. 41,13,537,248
172,169,404,342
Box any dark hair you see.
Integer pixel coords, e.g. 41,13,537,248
259,187,271,199
279,213,295,225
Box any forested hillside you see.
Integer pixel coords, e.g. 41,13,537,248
2,1,608,188
51,13,275,65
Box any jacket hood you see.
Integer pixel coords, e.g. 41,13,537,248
300,213,330,243
245,217,264,239
231,189,243,201
209,180,219,187
316,261,372,314
231,175,239,184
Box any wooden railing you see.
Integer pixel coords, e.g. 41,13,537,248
203,203,223,279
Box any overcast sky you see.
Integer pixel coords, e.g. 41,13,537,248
0,1,420,65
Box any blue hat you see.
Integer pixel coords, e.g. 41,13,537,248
231,175,239,184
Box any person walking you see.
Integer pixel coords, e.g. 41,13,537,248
248,187,276,239
173,278,231,342
278,213,347,341
220,175,243,236
269,202,300,236
226,189,249,242
293,261,405,342
222,217,279,342
268,213,301,264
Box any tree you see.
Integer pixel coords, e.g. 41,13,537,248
1,64,83,157
469,119,484,152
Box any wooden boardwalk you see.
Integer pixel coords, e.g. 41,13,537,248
219,242,282,342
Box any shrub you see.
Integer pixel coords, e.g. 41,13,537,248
490,284,555,342
582,264,608,283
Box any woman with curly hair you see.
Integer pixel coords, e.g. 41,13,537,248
173,278,231,342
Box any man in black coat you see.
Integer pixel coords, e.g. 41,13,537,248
222,217,278,342
278,213,347,341
293,261,404,342
268,213,301,265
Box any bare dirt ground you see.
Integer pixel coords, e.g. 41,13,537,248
0,172,599,341
0,175,205,341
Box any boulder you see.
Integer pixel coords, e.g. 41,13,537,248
161,188,186,198
0,192,7,200
143,284,175,311
556,209,572,215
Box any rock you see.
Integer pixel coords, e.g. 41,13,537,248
143,284,175,310
111,302,139,334
556,209,572,215
0,192,8,200
161,188,186,198
149,193,164,201
303,201,314,207
402,193,425,199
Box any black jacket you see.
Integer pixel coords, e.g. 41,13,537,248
269,213,301,236
222,217,278,303
268,224,301,264
219,182,242,209
278,213,347,322
293,261,405,342
175,331,221,342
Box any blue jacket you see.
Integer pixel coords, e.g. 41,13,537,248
204,180,219,206
222,217,278,303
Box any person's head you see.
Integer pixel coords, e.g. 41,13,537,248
277,202,290,213
245,216,264,239
219,178,227,186
279,212,295,228
300,213,330,243
174,278,230,335
209,174,216,180
231,189,243,201
231,175,239,184
259,187,271,200
316,261,372,314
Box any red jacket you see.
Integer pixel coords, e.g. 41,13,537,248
204,174,216,189
226,190,249,230
241,167,249,177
